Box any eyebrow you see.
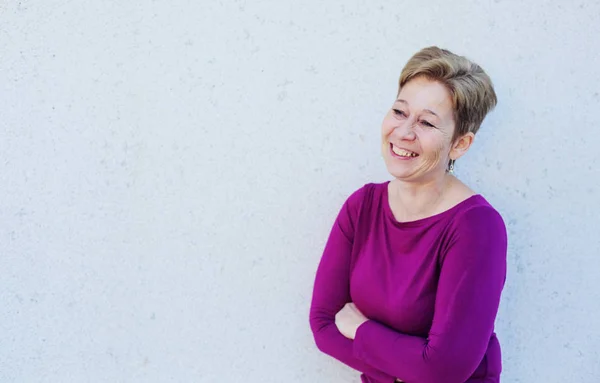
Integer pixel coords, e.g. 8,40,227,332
395,99,440,119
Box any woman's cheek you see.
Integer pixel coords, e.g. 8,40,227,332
382,120,396,135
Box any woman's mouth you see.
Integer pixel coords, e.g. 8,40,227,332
390,143,419,158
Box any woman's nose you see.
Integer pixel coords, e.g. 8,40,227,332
394,122,417,141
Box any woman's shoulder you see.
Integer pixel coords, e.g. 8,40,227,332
344,181,388,207
339,181,389,222
445,177,503,222
450,194,507,236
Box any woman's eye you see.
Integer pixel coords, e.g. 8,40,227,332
420,120,435,128
393,109,405,117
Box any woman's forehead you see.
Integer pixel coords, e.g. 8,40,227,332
397,78,453,118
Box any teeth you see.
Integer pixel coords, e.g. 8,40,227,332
392,145,417,157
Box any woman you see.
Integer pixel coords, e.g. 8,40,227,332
309,46,507,383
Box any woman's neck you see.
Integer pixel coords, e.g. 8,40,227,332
388,174,455,222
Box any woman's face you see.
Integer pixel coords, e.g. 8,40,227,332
381,76,457,182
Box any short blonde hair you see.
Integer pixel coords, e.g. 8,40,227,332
398,46,497,141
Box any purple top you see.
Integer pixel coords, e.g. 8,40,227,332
309,181,507,383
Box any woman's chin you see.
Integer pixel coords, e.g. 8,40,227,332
384,160,412,177
386,168,415,180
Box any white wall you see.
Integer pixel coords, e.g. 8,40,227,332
1,0,599,382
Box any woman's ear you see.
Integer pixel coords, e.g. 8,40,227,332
450,132,475,160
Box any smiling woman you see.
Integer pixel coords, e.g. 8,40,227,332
383,77,459,184
309,47,506,383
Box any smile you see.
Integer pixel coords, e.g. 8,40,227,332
390,144,419,158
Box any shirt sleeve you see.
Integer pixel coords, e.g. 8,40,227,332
309,186,397,383
352,205,508,383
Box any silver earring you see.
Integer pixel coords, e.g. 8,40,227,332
448,159,455,174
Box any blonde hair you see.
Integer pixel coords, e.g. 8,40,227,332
398,46,497,142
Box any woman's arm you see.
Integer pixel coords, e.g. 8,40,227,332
349,206,507,383
309,187,397,383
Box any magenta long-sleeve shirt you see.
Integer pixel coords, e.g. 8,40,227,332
309,181,507,383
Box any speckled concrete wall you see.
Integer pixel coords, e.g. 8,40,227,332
1,1,599,382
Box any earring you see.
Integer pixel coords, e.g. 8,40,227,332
448,159,455,174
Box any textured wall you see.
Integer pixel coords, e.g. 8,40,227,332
1,1,599,382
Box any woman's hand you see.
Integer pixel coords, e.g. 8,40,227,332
335,302,369,340
336,303,403,381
